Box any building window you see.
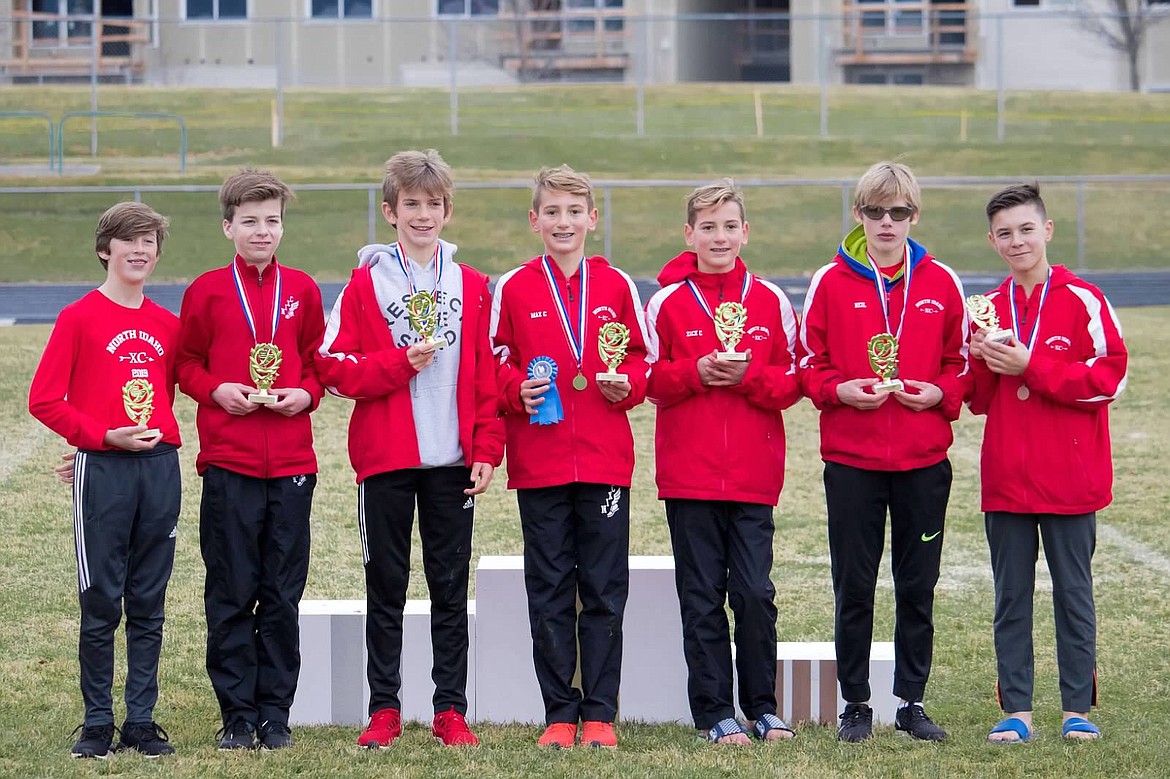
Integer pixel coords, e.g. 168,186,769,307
311,0,373,18
185,0,248,19
436,0,499,15
1012,0,1040,5
32,0,92,42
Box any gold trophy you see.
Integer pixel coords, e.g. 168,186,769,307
595,321,631,383
122,378,160,440
714,301,748,361
965,294,1013,345
867,333,904,393
406,290,445,349
248,342,283,404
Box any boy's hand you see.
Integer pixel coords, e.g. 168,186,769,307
54,451,77,485
520,377,551,415
407,343,437,372
212,382,260,415
836,378,890,410
981,337,1031,376
465,462,494,495
598,379,631,404
267,387,312,417
697,350,752,386
893,380,943,411
969,328,987,361
103,425,161,451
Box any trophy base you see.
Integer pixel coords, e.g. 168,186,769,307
715,350,748,362
595,371,629,383
986,328,1013,345
419,337,446,350
873,379,904,394
248,392,278,405
132,428,160,440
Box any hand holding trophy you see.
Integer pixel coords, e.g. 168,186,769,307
714,301,749,361
248,342,283,404
122,378,160,439
867,333,904,394
595,322,631,383
965,294,1013,344
407,290,445,350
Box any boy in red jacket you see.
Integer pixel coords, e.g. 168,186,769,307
316,149,503,749
176,170,325,751
797,162,969,742
970,184,1127,744
30,202,181,760
490,165,649,749
645,179,801,745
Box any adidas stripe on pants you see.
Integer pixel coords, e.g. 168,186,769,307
73,445,180,727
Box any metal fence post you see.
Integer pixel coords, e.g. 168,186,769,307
841,184,852,236
996,14,1005,143
449,19,459,136
275,19,285,148
1076,180,1087,271
603,186,613,260
636,16,647,137
368,186,378,245
818,15,829,139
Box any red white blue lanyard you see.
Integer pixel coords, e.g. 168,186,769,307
866,244,912,340
684,272,754,323
1009,268,1052,350
231,259,281,344
395,242,442,296
541,255,587,371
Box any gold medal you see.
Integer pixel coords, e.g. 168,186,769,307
573,372,588,391
1017,385,1030,401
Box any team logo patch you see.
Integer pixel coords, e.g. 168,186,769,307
686,329,704,338
281,296,300,320
601,487,621,518
915,298,944,314
747,325,771,341
592,305,618,322
1045,335,1072,351
530,310,549,319
854,301,867,309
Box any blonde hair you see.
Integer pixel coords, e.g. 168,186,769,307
219,169,294,222
382,149,454,215
532,164,595,212
853,161,921,212
95,201,169,269
685,178,746,225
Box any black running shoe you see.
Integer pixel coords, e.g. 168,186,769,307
70,723,115,759
216,719,257,751
117,721,175,757
895,704,947,741
258,720,294,750
838,703,874,743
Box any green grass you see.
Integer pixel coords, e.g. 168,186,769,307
0,308,1167,778
1,84,1170,281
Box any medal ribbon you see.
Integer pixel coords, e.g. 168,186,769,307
866,244,912,340
684,272,754,329
395,242,443,296
541,255,588,374
1009,268,1052,350
231,259,282,344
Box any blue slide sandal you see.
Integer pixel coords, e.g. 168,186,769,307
987,717,1032,743
1062,717,1101,740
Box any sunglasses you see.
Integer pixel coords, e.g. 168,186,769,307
859,205,916,221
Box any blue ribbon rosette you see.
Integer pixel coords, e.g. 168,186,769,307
527,356,563,426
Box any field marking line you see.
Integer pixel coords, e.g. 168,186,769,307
0,421,52,486
1098,522,1170,576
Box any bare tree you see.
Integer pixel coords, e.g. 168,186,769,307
1077,0,1170,92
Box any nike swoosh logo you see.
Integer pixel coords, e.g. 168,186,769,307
921,531,942,542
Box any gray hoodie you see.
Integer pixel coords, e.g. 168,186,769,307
356,239,464,468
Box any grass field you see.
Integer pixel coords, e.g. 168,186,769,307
0,308,1167,779
1,84,1170,281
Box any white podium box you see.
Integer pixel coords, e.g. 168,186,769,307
290,599,475,726
290,557,896,729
